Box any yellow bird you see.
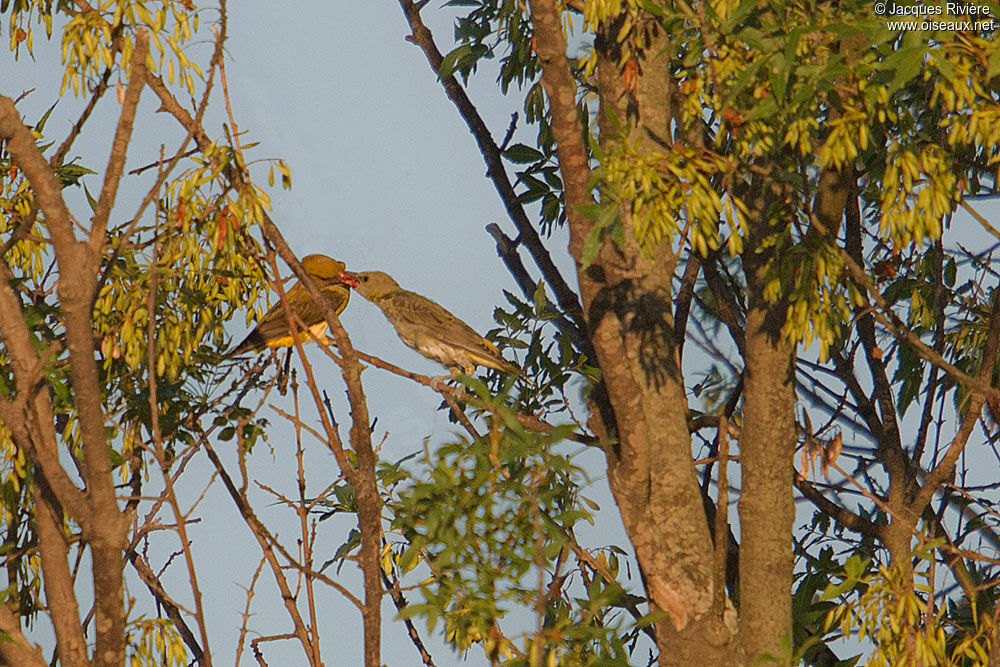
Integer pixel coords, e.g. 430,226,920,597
230,255,350,355
339,270,519,375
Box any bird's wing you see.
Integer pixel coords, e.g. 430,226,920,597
248,283,349,345
381,290,458,332
440,320,520,373
313,282,352,319
384,290,518,373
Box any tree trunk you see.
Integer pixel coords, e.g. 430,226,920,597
738,306,796,663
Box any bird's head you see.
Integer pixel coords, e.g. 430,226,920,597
302,255,346,281
338,271,398,300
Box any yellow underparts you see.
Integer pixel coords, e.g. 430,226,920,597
265,321,330,349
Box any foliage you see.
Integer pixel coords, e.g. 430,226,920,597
126,618,188,667
825,543,993,666
386,414,636,665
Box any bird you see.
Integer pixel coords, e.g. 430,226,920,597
230,254,351,355
338,270,520,376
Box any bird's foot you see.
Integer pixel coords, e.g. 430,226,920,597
429,375,472,401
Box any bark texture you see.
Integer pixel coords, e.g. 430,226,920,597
528,0,741,660
737,306,796,661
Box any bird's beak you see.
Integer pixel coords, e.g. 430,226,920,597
339,271,360,288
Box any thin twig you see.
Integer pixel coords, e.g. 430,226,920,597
234,559,266,667
381,569,436,665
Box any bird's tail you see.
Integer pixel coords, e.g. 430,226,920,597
472,352,521,376
228,330,264,356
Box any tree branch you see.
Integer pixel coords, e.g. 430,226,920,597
0,605,47,666
396,0,584,330
0,261,87,518
673,252,701,362
32,482,89,666
146,68,384,664
127,552,206,664
817,211,1000,404
914,290,1000,508
525,0,596,269
486,222,592,359
89,28,149,255
795,476,884,540
382,570,436,666
201,439,319,658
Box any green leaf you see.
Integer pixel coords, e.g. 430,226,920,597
554,509,591,525
532,280,546,316
495,404,527,435
83,183,97,213
735,27,768,51
720,0,759,32
725,60,762,102
636,0,667,16
34,100,59,133
540,192,560,224
395,602,436,621
819,578,855,602
503,143,543,163
746,95,778,122
879,45,926,94
108,447,124,466
57,163,96,187
515,173,549,204
580,204,619,269
769,56,788,103
988,48,1000,80
438,45,470,79
634,610,668,628
322,528,361,574
944,258,957,287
